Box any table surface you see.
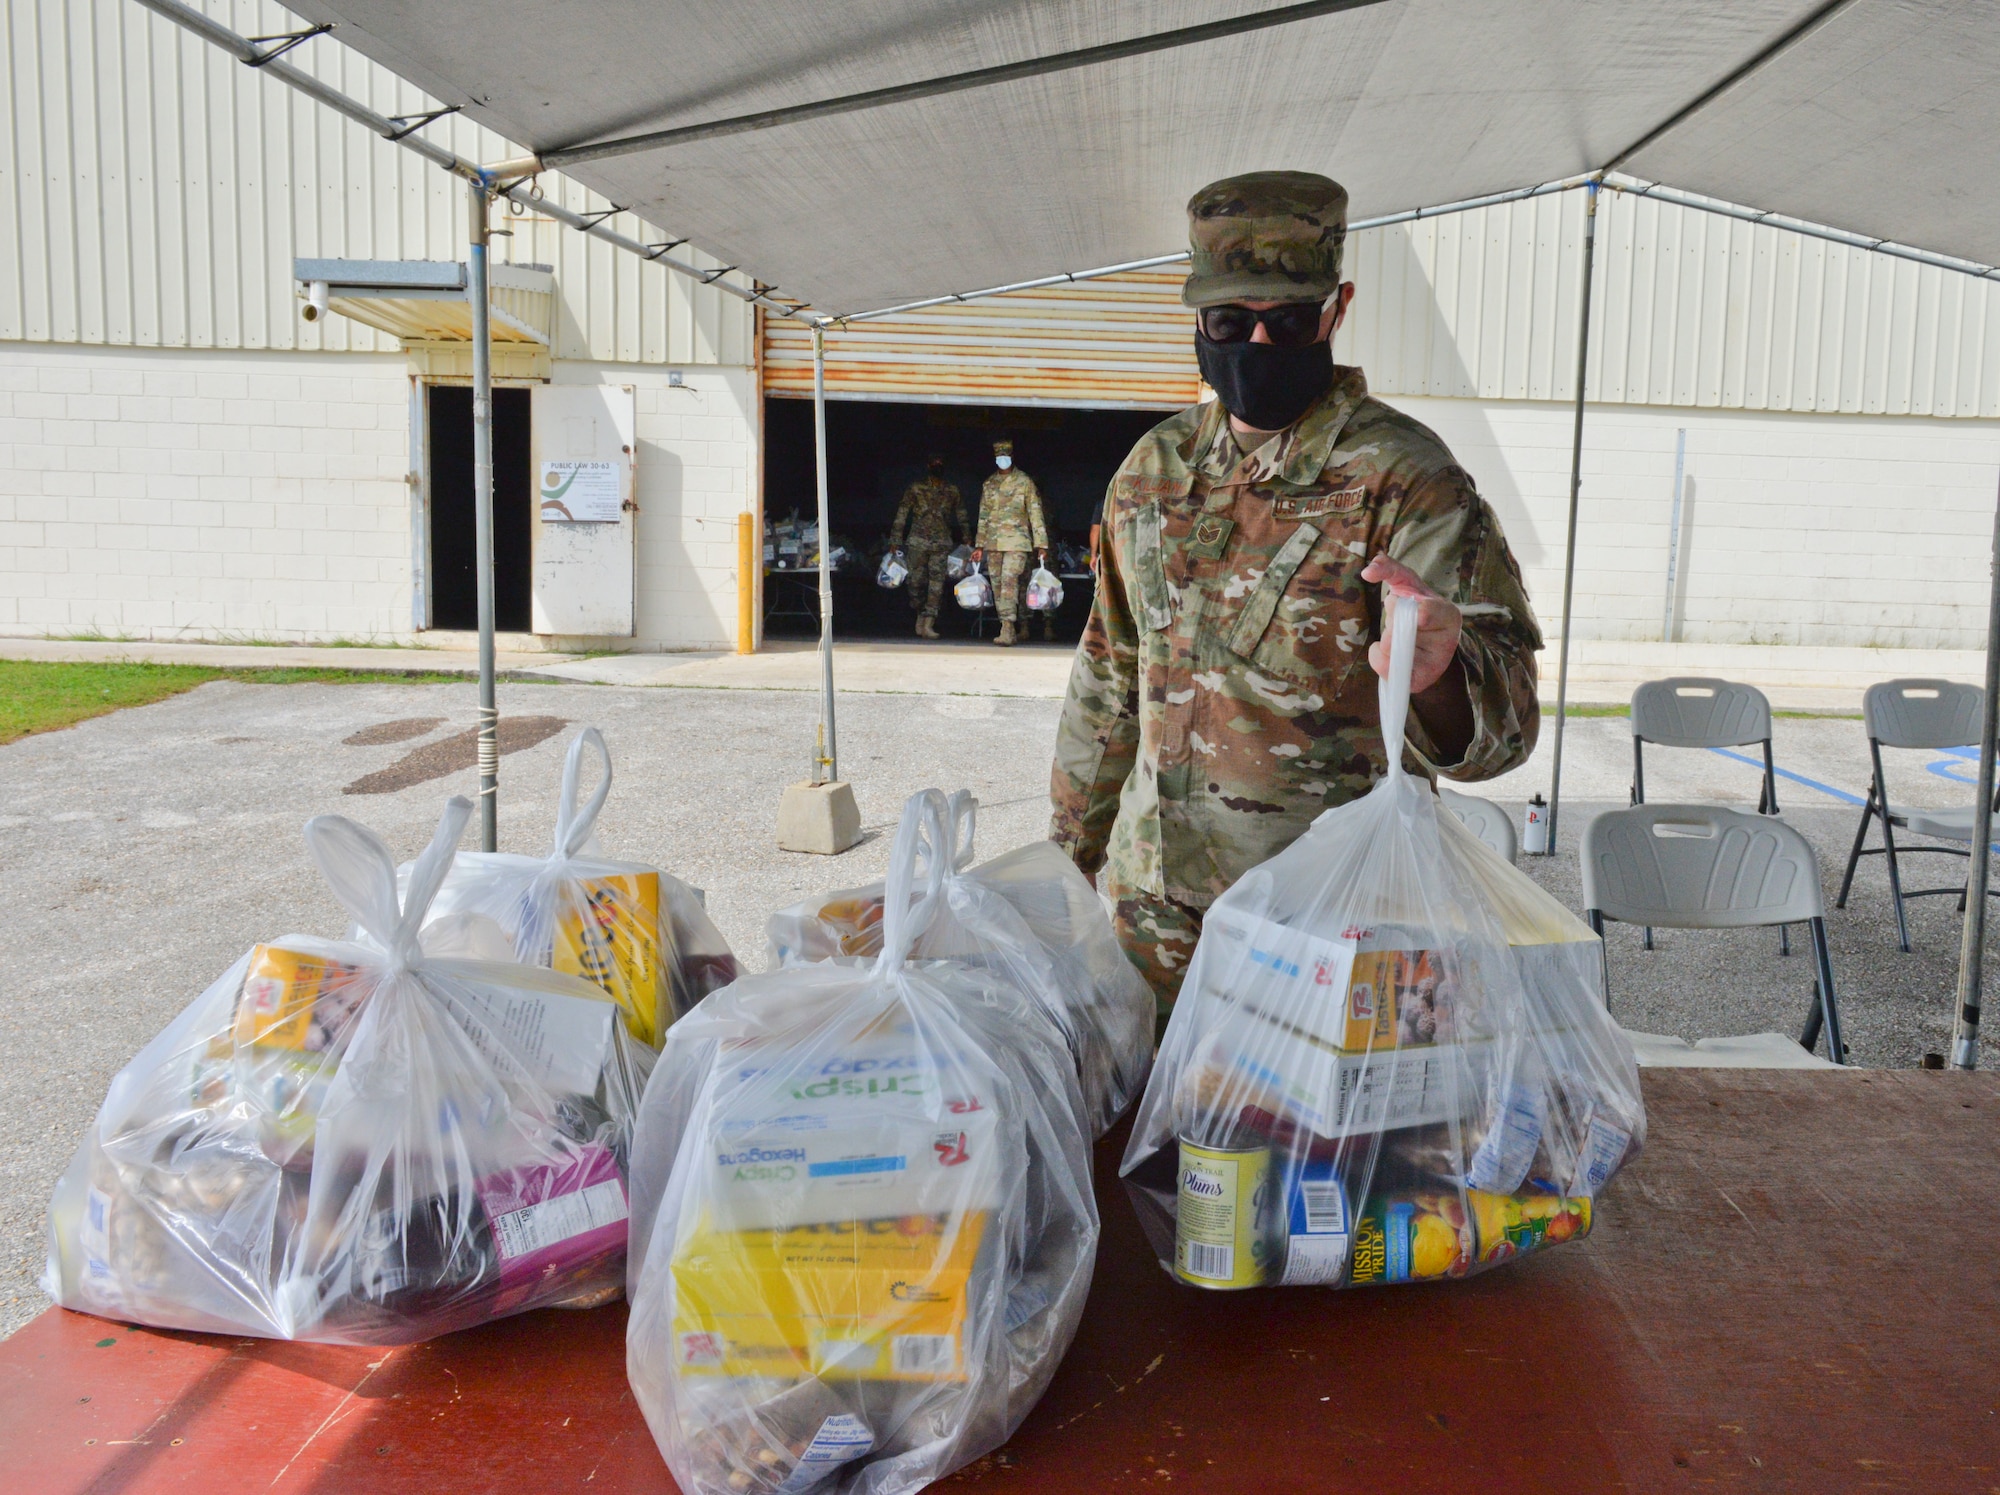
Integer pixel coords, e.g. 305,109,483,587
4,1069,1996,1494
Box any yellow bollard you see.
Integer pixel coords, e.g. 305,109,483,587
737,512,756,655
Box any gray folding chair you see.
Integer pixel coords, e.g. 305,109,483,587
1438,787,1517,864
1836,678,1997,953
1581,804,1847,1064
1629,677,1787,954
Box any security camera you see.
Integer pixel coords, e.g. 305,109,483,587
301,280,330,322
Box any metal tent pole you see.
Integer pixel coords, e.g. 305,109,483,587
468,180,499,851
1951,470,2000,1069
812,324,839,783
1543,179,1601,853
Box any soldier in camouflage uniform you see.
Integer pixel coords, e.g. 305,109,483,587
972,439,1050,646
889,455,966,637
1049,171,1542,1020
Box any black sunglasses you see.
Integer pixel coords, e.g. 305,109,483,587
1198,302,1325,348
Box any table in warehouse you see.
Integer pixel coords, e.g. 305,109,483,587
4,1069,1995,1493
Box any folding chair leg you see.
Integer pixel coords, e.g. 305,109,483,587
1778,922,1791,958
1586,910,1609,1010
1879,810,1912,954
1804,916,1847,1064
1643,925,1653,951
1836,786,1875,910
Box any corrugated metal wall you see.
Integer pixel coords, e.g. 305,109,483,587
762,270,1200,407
0,0,753,364
769,190,2000,419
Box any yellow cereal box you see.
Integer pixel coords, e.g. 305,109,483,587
232,946,369,1052
552,873,671,1046
671,1211,986,1383
1340,948,1446,1052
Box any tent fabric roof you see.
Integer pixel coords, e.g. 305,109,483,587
287,0,1997,318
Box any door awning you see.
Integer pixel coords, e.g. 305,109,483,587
293,258,554,344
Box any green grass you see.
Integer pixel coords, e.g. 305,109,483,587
0,660,484,746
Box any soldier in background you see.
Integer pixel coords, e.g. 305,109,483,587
888,454,965,638
972,439,1049,647
1050,170,1542,1021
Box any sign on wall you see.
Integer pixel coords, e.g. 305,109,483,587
539,459,623,523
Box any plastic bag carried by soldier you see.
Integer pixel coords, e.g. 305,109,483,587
1122,598,1644,1292
410,728,737,1048
626,790,1096,1495
765,790,1153,1138
44,796,648,1342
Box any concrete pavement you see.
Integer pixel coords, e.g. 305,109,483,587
3,632,1987,708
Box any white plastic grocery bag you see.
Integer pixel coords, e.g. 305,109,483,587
416,728,738,1046
954,563,992,611
626,790,1097,1495
1122,596,1644,1291
766,791,1152,1138
43,795,648,1343
1025,567,1064,612
877,550,909,588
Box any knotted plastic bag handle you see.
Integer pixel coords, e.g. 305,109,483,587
878,788,952,971
1377,593,1421,785
304,795,472,968
552,727,613,860
946,788,978,872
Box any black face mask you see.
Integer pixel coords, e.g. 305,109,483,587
1195,332,1333,433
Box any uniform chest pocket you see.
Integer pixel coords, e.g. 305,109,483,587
1225,521,1368,684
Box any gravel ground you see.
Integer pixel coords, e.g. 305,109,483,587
4,682,1995,1338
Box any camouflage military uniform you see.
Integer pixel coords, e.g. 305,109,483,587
1050,372,1542,1014
890,475,966,623
976,469,1049,624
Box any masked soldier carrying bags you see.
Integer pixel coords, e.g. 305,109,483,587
1049,170,1543,1021
973,439,1050,646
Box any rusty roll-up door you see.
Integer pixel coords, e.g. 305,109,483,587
762,270,1200,409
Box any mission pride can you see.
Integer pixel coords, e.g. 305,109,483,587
1174,1139,1275,1289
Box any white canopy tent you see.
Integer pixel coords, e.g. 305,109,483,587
136,0,2000,1065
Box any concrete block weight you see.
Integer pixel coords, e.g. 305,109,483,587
776,779,862,855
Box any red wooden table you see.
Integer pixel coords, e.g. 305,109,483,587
4,1069,1996,1493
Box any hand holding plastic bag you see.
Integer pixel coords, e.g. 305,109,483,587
44,796,646,1342
1122,597,1644,1291
416,729,738,1045
765,791,1152,1137
954,563,993,611
627,790,1096,1495
1025,567,1064,612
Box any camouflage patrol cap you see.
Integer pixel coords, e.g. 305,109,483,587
1181,171,1349,309
993,439,1013,455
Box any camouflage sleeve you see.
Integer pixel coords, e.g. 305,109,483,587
1385,471,1542,781
973,484,992,550
889,487,915,548
1028,477,1049,550
1049,487,1140,872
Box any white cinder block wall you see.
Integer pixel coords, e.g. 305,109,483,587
1392,394,2000,650
0,344,413,641
0,345,757,650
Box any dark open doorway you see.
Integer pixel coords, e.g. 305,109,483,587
428,384,533,632
762,398,1165,641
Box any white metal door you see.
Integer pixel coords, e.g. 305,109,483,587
531,384,637,636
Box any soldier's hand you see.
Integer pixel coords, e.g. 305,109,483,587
1361,553,1462,695
971,547,984,564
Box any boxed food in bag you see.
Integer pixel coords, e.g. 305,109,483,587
416,728,738,1046
766,791,1152,1138
627,791,1097,1495
1123,596,1644,1292
43,796,648,1343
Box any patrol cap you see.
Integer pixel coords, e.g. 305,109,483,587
1181,170,1349,309
992,439,1013,455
